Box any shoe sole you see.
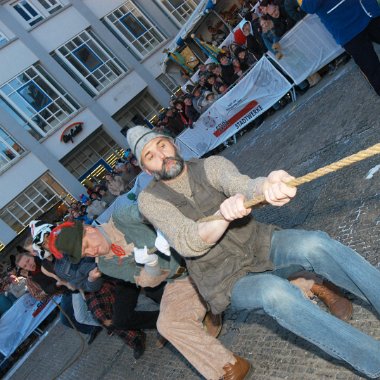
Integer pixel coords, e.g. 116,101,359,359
247,363,254,379
338,302,353,322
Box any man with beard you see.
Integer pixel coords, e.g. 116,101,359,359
128,125,380,380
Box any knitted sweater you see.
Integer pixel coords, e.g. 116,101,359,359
138,156,265,258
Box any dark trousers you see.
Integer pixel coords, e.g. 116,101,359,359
246,34,266,59
112,281,160,330
343,17,380,95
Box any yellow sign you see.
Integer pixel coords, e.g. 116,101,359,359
181,46,199,70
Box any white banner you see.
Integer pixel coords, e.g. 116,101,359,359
176,57,292,157
176,138,200,160
267,14,344,85
0,294,60,357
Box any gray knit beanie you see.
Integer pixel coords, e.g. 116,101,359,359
126,125,172,167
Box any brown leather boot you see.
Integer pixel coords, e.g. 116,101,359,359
222,355,252,380
311,281,353,321
203,311,222,338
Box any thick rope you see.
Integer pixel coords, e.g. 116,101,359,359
198,142,380,223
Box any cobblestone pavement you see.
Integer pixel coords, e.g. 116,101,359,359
6,59,380,380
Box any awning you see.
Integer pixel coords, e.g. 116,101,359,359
161,0,217,72
167,0,217,53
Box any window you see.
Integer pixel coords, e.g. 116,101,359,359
113,91,162,132
0,127,24,172
103,1,165,58
0,173,66,233
13,1,44,26
61,129,124,179
73,45,103,72
53,30,127,96
157,73,179,94
12,0,62,27
156,0,200,26
36,0,62,14
0,64,80,139
0,31,9,48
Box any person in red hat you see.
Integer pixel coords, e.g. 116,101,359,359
234,18,265,58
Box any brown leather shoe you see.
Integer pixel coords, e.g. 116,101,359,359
222,355,251,380
311,281,353,321
203,311,222,338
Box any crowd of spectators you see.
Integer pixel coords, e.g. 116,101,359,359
153,0,337,139
0,261,28,317
63,152,141,224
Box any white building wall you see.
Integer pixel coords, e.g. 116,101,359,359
0,39,38,83
96,71,147,116
142,41,172,78
42,109,102,160
82,0,126,19
0,153,47,209
30,6,90,51
0,19,15,39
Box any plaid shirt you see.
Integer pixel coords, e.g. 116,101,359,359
85,281,143,348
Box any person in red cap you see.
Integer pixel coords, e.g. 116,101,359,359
234,18,265,59
48,204,222,359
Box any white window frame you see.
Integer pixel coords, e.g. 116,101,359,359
62,129,124,179
0,127,24,172
157,73,179,94
12,0,44,26
54,30,126,96
36,0,62,15
155,0,200,27
115,91,162,130
0,64,79,138
103,1,165,59
12,0,63,27
0,173,65,233
0,31,9,47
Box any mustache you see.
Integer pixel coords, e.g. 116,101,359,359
151,153,184,181
163,156,181,165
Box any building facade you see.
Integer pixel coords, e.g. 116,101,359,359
0,0,200,250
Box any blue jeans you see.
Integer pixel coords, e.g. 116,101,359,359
60,294,95,334
231,229,380,378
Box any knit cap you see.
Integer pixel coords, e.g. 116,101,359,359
126,125,173,167
48,221,84,264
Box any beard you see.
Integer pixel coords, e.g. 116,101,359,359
151,151,185,181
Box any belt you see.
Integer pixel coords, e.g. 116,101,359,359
169,266,187,280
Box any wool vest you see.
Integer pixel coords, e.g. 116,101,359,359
144,159,277,314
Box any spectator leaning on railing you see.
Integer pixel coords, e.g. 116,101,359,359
155,0,361,134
